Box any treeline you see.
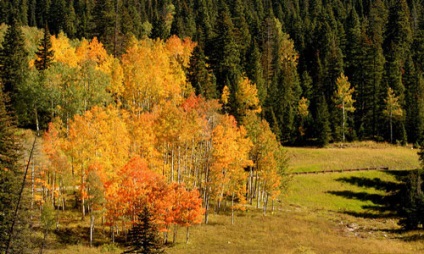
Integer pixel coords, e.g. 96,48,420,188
0,22,287,251
2,0,424,146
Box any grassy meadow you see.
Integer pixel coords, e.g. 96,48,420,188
40,142,424,253
286,141,419,172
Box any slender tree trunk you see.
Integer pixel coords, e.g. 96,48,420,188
81,165,85,219
39,229,48,254
173,225,178,243
186,227,190,243
390,112,393,144
171,144,174,182
248,167,253,204
204,192,209,224
164,230,169,244
256,182,261,209
263,193,269,216
52,171,56,207
342,101,345,143
90,213,94,247
35,107,40,136
111,225,115,243
231,192,235,225
177,144,181,183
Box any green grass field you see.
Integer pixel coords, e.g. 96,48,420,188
41,142,424,254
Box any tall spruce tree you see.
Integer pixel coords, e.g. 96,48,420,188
124,206,163,254
404,55,424,144
35,26,54,72
212,1,241,94
269,26,302,144
0,20,29,126
35,0,51,28
398,143,424,229
315,96,331,147
383,0,412,107
91,0,120,55
74,0,94,39
188,46,217,99
366,0,387,139
48,0,66,35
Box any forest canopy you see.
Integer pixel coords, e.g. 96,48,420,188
2,0,424,145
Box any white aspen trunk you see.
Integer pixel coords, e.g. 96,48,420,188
256,183,261,209
177,144,181,183
263,193,269,216
171,144,175,182
254,165,259,200
249,167,253,204
173,225,178,243
186,227,190,243
90,213,94,247
342,101,345,143
35,108,40,136
163,142,168,176
204,195,209,224
81,165,85,219
231,192,235,225
164,230,169,244
60,180,66,211
390,110,393,144
52,172,56,207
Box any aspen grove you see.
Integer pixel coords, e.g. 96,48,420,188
27,31,287,243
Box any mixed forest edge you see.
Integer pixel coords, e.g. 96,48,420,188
2,0,424,252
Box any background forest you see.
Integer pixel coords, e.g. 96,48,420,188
1,0,424,146
1,0,424,252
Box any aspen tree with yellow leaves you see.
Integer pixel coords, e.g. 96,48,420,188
334,73,355,143
384,87,404,143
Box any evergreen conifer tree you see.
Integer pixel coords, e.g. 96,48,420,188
399,143,424,229
0,86,29,253
188,46,217,99
35,25,54,72
0,20,29,126
124,206,163,254
315,96,331,147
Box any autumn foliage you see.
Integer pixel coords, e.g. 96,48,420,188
38,34,286,243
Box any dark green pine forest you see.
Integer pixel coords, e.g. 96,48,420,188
1,0,424,146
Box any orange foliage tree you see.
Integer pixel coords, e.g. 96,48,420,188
105,157,203,242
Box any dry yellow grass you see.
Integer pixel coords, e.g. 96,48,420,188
166,207,424,254
287,141,419,172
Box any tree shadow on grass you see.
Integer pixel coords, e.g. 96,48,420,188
327,190,398,218
54,225,115,247
398,232,424,242
326,170,411,219
54,227,87,245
